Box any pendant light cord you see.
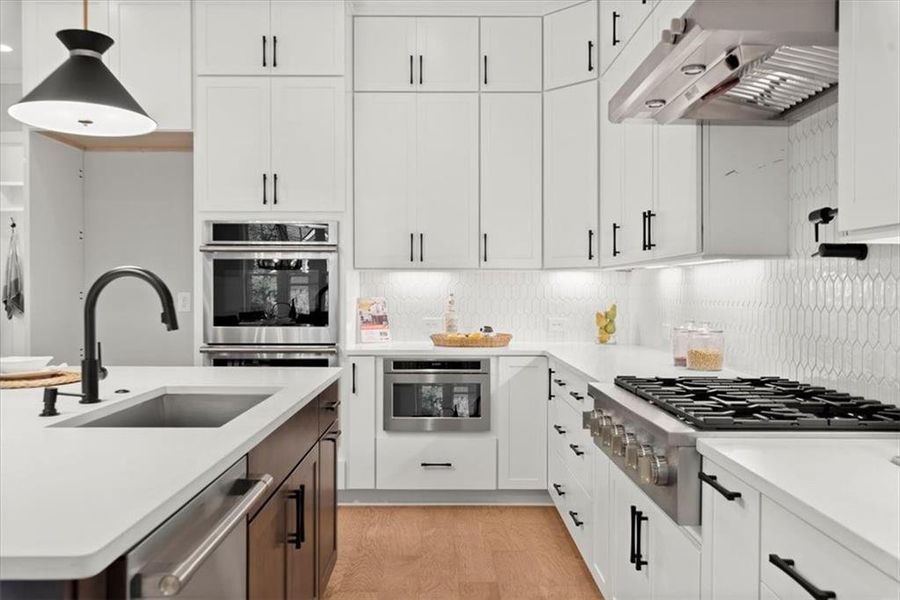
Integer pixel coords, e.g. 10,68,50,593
83,0,88,29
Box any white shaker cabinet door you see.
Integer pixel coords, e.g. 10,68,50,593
194,0,269,75
480,93,543,269
480,17,542,92
22,0,109,95
415,94,480,269
543,0,597,90
597,0,656,75
652,122,701,260
270,0,344,75
354,94,418,268
353,18,417,91
344,356,377,490
838,0,900,240
544,81,599,268
271,78,345,212
497,357,548,490
108,0,192,131
610,468,652,600
195,78,271,211
416,18,479,92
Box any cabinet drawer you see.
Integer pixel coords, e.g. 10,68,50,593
760,497,899,600
548,445,568,512
559,402,593,496
563,476,593,565
317,381,339,436
376,437,497,490
551,365,589,412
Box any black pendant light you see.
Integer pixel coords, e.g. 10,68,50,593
8,0,156,137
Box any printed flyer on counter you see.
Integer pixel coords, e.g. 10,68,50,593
357,297,391,343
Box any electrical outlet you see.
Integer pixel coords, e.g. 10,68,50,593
423,317,442,333
548,317,567,338
176,292,192,313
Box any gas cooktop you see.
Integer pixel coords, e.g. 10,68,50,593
614,375,900,431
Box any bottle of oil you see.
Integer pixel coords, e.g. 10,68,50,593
443,293,458,333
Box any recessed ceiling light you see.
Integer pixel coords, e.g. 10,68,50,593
0,44,13,53
645,99,667,109
681,64,706,75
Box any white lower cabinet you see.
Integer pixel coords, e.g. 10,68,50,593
591,450,612,594
497,357,548,490
376,436,497,490
700,458,761,600
344,356,376,490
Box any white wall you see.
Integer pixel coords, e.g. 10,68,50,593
84,152,194,366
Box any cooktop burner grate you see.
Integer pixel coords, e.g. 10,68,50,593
614,376,900,431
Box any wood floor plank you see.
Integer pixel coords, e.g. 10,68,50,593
324,506,603,600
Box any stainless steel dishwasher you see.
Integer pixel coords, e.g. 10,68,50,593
124,457,271,599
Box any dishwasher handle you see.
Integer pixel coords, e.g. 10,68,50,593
157,474,273,597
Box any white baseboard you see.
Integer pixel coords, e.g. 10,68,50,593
338,489,552,505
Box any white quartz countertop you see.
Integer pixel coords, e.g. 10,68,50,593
345,341,744,381
698,437,900,581
0,366,341,580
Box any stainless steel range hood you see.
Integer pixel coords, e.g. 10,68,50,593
610,0,839,124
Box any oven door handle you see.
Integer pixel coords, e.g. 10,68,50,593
200,244,338,253
200,345,338,354
154,474,273,596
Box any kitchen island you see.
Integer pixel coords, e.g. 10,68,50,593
0,366,341,584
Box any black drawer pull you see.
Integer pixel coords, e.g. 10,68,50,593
588,229,595,261
553,378,567,387
569,443,585,457
612,11,621,46
634,508,648,570
612,222,621,257
646,210,656,250
553,424,567,435
286,484,305,549
323,401,340,411
587,40,594,71
568,510,584,527
420,462,452,468
699,472,742,501
552,483,565,496
569,391,584,402
768,554,836,600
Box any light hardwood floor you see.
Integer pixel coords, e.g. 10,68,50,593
323,505,604,600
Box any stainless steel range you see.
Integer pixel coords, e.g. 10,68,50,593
588,376,900,526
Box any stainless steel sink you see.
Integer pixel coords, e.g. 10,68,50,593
64,392,271,428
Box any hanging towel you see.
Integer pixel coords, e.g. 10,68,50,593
3,226,24,319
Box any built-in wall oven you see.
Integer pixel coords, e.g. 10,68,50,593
201,222,338,360
383,359,490,432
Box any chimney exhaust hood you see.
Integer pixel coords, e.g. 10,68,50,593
609,0,839,124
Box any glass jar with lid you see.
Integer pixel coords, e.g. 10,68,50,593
671,321,695,367
686,328,725,371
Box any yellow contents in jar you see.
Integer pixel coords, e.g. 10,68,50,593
687,348,723,371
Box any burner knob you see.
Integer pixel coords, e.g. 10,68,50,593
626,444,653,471
612,431,636,457
601,424,624,448
638,453,671,486
591,412,613,437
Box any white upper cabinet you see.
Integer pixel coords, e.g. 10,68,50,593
544,81,598,268
480,94,543,269
354,94,478,269
270,78,345,212
354,17,478,92
544,0,597,90
597,0,655,75
480,17,542,92
195,0,344,76
108,0,192,131
838,0,900,243
195,78,271,212
22,0,109,95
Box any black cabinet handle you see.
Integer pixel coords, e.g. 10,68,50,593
568,510,584,527
409,55,414,85
646,211,656,249
410,233,414,262
325,429,342,443
323,401,340,411
553,378,566,387
262,35,267,67
548,368,555,400
420,462,452,468
272,35,277,67
588,40,595,71
484,55,488,85
634,508,648,570
419,55,423,85
588,229,595,261
569,443,585,457
552,483,565,496
629,505,637,564
286,485,305,548
351,362,357,394
483,233,488,263
569,390,584,402
419,233,424,262
553,424,567,435
272,173,278,205
612,12,621,46
262,173,267,205
699,472,742,501
612,222,621,257
641,211,648,250
768,555,836,600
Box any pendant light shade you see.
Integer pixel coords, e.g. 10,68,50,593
8,29,156,137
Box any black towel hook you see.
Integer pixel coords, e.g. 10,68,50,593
9,217,15,229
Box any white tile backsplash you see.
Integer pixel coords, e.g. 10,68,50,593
357,105,900,404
